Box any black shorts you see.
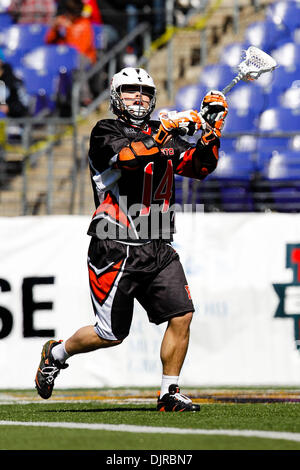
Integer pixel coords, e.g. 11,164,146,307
87,238,195,340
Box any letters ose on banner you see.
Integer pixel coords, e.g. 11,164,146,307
0,213,300,388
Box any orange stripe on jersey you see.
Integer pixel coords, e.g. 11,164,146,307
175,148,196,178
212,144,219,160
89,259,123,305
94,193,130,228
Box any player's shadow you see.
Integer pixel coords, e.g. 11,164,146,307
43,407,157,413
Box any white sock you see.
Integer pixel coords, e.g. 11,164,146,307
160,375,179,398
52,341,70,364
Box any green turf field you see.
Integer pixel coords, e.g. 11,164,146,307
1,388,300,452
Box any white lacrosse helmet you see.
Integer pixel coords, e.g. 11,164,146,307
110,67,156,125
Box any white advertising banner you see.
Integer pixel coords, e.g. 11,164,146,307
1,213,300,389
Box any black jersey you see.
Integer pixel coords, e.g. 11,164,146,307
87,118,219,241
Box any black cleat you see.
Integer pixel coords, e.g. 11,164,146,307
35,340,69,399
157,384,200,412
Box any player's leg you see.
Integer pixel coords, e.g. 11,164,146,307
135,241,200,411
35,239,134,399
64,325,122,355
160,311,193,377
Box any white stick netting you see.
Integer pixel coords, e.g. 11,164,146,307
238,46,277,80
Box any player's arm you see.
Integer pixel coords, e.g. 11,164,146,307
171,91,228,179
117,135,160,171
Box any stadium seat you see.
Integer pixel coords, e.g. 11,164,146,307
219,42,246,70
174,174,194,205
209,151,256,181
256,137,291,156
278,83,300,110
1,47,23,67
198,64,235,92
14,66,57,115
220,136,258,154
223,109,257,133
257,107,300,133
175,84,207,111
260,152,300,211
235,135,257,153
15,66,56,96
219,138,236,153
227,83,267,115
267,66,300,93
266,0,300,32
293,27,300,45
244,20,290,53
290,135,300,151
0,24,49,52
271,42,300,70
92,24,105,50
206,151,256,211
22,45,80,73
0,12,12,27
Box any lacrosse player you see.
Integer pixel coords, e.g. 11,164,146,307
35,67,228,411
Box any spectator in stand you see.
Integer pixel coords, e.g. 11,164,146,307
8,0,57,24
0,49,28,117
45,0,97,64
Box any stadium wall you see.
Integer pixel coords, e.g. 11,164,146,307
1,213,300,389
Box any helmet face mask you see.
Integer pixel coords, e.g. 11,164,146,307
110,68,156,125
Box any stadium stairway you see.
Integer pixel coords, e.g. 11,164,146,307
0,0,276,216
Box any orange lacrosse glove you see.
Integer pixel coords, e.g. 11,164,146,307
200,90,228,138
154,109,203,145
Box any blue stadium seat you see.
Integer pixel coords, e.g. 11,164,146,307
266,1,300,32
293,27,300,45
234,135,258,153
174,174,194,205
0,12,12,27
15,66,56,96
268,66,300,93
223,108,257,133
207,151,256,211
290,135,300,151
227,83,267,114
277,83,300,110
0,24,49,52
271,42,300,69
257,107,300,133
255,138,300,171
256,137,291,156
244,20,290,53
92,24,105,50
1,47,23,67
175,84,207,111
22,45,80,73
261,66,300,109
260,152,300,211
198,64,235,91
208,151,255,181
14,66,57,115
219,138,236,152
220,136,258,153
219,42,246,70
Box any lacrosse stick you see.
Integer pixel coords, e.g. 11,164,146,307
222,46,277,95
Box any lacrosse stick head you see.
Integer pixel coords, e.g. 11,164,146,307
238,46,277,82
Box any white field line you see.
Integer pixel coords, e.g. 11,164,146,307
1,421,300,443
